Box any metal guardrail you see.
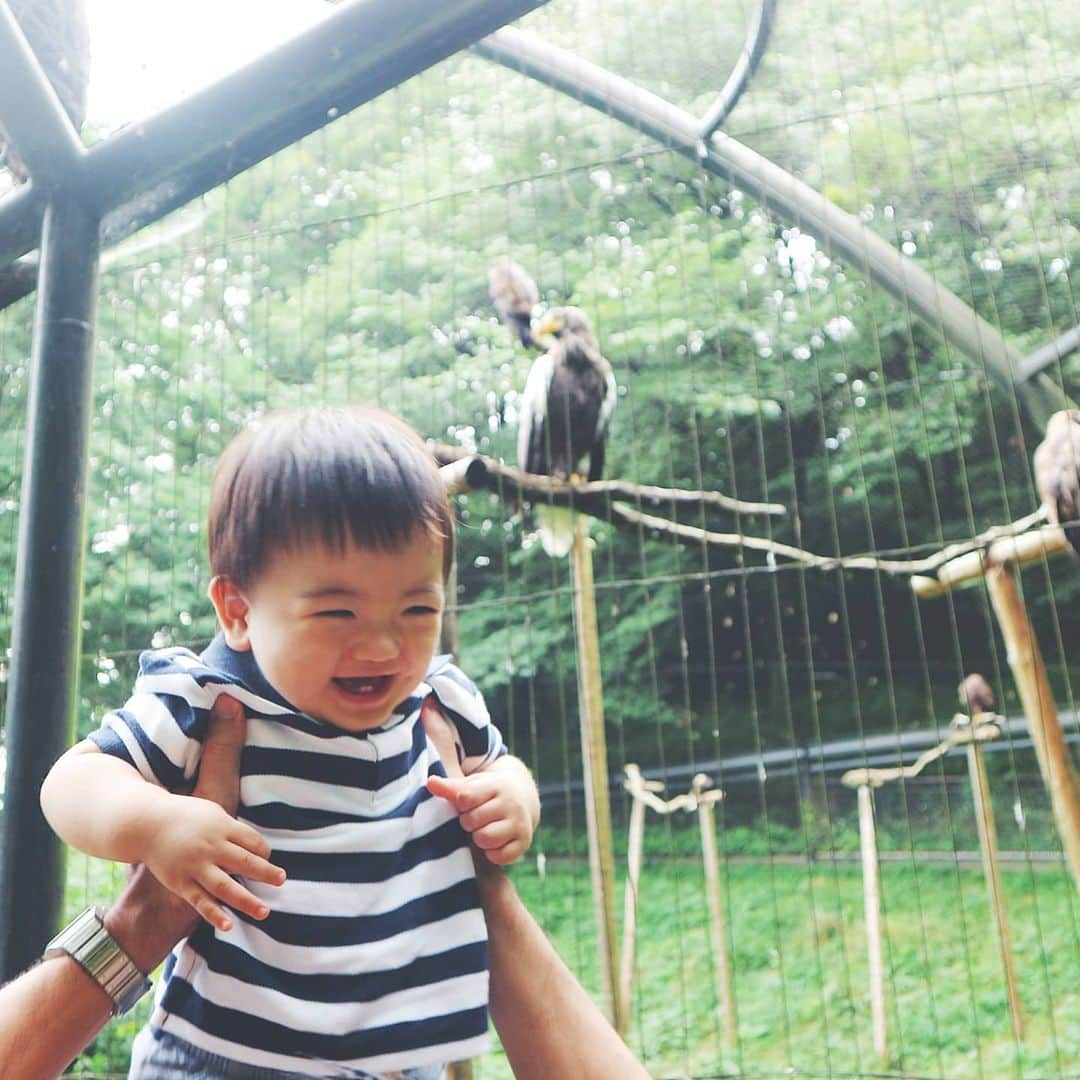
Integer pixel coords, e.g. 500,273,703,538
537,708,1080,806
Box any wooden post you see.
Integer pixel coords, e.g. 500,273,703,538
964,728,1024,1040
619,789,646,1016
985,564,1080,892
570,515,626,1033
692,774,737,1047
856,784,888,1065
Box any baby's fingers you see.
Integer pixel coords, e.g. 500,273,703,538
226,819,273,861
482,837,529,866
459,799,503,834
471,819,518,851
200,866,271,923
219,842,286,887
185,887,236,933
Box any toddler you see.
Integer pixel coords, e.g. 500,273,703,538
41,405,539,1079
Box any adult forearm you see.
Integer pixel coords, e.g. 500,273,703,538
0,865,196,1079
477,863,650,1080
1,696,245,1079
0,951,113,1079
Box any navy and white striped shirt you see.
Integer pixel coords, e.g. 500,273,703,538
89,635,503,1076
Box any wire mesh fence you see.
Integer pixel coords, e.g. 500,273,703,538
0,0,1078,1075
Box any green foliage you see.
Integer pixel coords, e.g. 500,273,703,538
0,0,1073,779
0,1,1069,1074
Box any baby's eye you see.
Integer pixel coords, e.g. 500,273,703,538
405,605,440,617
314,609,354,619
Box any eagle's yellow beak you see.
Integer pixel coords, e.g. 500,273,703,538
530,310,563,346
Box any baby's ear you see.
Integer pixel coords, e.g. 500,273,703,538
208,576,252,650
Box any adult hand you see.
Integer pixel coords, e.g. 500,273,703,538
426,756,538,865
0,695,266,1080
103,694,278,968
419,695,649,1079
420,695,466,780
420,696,496,884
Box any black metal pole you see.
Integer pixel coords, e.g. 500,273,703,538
0,196,100,980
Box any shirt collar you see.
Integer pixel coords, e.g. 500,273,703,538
199,633,447,734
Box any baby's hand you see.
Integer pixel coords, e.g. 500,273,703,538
143,794,286,932
427,755,540,866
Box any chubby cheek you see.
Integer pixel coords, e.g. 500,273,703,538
410,622,442,668
254,632,332,699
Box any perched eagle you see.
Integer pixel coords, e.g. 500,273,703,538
488,257,540,348
518,306,617,556
958,673,994,717
0,0,91,183
1033,409,1080,557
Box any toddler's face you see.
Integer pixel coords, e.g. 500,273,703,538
221,532,445,733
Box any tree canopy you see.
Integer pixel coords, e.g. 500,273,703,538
0,0,1076,785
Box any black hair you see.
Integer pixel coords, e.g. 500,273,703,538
208,405,453,587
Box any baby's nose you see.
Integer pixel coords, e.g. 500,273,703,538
350,627,399,661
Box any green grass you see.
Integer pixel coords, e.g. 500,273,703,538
64,855,1080,1078
483,858,1080,1079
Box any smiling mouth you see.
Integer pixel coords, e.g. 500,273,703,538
333,675,394,699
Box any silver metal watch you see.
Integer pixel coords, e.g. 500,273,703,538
44,906,152,1015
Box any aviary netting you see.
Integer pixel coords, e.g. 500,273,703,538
0,0,1078,1077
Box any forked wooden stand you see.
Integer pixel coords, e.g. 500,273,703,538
912,525,1080,893
842,716,1023,1061
621,765,737,1047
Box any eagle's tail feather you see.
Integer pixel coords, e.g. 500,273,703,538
537,504,575,557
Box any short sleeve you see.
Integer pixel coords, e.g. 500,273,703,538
88,648,215,790
424,655,506,774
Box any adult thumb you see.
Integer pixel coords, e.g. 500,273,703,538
421,695,465,779
195,693,246,814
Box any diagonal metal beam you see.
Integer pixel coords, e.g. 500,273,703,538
0,0,87,189
1018,325,1080,382
0,0,547,272
474,27,1071,427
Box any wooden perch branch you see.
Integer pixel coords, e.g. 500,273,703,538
841,714,1001,789
622,763,698,815
911,515,1067,598
438,447,1056,580
431,444,786,517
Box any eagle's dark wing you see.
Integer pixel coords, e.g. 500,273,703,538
0,0,91,183
489,257,540,348
551,320,615,482
1033,409,1080,556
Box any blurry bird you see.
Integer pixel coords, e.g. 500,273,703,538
518,306,617,556
1032,409,1080,557
958,673,994,717
0,0,90,183
488,257,540,348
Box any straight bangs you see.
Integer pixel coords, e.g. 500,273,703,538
209,407,452,586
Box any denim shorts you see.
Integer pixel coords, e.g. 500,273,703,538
129,1026,446,1080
